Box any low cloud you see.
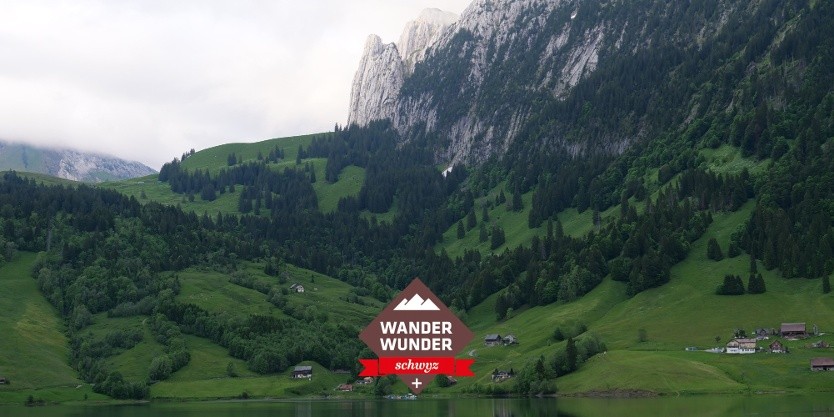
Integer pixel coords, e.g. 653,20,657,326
0,0,470,169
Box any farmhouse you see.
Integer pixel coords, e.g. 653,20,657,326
810,357,834,371
726,338,757,354
769,340,786,353
289,283,305,293
503,335,518,345
753,328,772,340
484,334,502,347
292,365,313,378
781,323,807,339
0,377,6,384
355,376,374,385
491,369,514,382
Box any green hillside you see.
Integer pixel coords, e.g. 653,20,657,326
437,202,834,395
102,134,365,215
179,134,318,172
0,253,107,404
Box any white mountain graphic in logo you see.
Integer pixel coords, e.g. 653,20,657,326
393,294,439,311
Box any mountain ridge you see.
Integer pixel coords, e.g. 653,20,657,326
0,140,155,182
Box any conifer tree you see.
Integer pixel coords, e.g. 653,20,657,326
707,238,724,261
565,337,578,373
466,209,477,230
747,273,766,294
490,225,505,250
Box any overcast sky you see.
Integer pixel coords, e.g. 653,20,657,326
0,0,471,169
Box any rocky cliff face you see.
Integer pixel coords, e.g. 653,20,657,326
347,8,458,128
348,0,747,167
0,140,156,182
397,8,459,75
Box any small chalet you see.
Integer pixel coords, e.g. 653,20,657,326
336,384,353,392
726,338,757,354
811,340,830,349
781,323,807,339
0,377,6,385
292,365,313,379
810,357,834,371
769,340,786,353
484,334,502,347
289,283,305,293
446,376,458,386
491,370,514,382
753,328,772,340
355,377,373,385
503,335,519,345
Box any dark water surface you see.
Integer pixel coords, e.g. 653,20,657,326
3,395,834,417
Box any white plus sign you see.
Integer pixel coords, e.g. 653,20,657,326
411,378,422,389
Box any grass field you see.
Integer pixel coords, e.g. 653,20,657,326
180,133,325,173
151,361,346,399
313,163,365,213
0,253,110,404
0,253,78,389
101,133,365,216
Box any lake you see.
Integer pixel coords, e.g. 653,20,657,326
4,395,834,417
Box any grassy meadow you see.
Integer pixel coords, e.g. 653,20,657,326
101,133,366,216
0,253,109,404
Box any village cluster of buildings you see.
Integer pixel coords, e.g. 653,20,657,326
719,322,833,371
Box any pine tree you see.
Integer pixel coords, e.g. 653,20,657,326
466,209,477,230
490,225,505,250
749,255,758,273
747,273,766,294
479,222,488,243
496,190,506,205
511,185,523,212
456,221,465,239
707,238,724,261
565,337,578,373
823,275,831,294
716,274,745,295
481,204,490,223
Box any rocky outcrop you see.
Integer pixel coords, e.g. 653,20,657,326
347,9,459,128
0,140,156,182
347,35,405,127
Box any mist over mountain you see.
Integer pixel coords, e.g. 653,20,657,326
0,140,156,182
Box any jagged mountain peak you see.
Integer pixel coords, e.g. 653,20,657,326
398,8,459,73
348,7,459,127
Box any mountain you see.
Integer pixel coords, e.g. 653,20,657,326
0,140,156,182
4,0,834,403
348,8,458,129
348,0,827,167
